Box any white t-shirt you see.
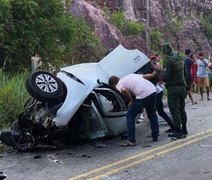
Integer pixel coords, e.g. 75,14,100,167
116,74,156,99
197,59,208,78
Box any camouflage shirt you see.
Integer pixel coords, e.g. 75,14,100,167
162,52,185,87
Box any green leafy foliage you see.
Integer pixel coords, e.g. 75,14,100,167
0,71,30,128
0,0,105,127
102,6,111,21
126,20,144,35
0,0,103,72
166,15,183,35
63,16,104,65
106,9,144,36
201,9,212,40
163,9,184,39
109,9,125,31
150,30,162,53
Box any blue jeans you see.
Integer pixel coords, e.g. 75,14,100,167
126,92,159,143
156,91,174,130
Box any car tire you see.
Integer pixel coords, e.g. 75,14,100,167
26,71,66,102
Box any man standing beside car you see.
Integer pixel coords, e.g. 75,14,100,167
108,74,159,146
142,55,175,133
155,43,188,140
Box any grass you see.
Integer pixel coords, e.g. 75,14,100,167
0,71,30,129
0,143,10,152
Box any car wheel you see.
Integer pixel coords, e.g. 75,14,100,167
26,71,66,102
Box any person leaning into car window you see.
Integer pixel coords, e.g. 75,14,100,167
108,74,159,146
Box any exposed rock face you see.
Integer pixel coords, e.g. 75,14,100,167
147,0,212,54
69,0,212,56
68,0,148,52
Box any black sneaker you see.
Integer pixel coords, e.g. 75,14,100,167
182,131,188,136
164,128,174,133
182,134,187,138
168,133,183,140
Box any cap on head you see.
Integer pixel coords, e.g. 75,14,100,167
162,43,172,54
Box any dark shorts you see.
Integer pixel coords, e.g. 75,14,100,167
186,79,193,90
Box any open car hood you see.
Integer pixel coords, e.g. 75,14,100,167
98,44,149,77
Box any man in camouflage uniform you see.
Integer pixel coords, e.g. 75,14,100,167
160,43,188,139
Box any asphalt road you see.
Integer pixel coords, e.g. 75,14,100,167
0,93,212,180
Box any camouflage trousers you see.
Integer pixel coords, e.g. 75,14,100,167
167,85,187,127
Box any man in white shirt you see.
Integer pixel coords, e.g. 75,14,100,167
196,53,210,100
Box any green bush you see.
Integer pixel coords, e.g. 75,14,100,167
102,6,111,20
201,9,212,39
163,12,183,36
127,20,144,35
0,71,30,128
108,9,144,36
64,16,105,65
109,10,125,31
150,30,163,52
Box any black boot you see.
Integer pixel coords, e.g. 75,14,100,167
182,123,188,137
168,126,183,140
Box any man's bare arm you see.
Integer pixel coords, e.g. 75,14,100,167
121,87,134,107
142,71,158,80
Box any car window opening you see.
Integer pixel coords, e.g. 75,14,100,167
60,70,85,85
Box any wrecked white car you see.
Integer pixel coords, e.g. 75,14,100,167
0,45,150,151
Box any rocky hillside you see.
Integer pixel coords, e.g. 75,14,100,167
68,0,212,56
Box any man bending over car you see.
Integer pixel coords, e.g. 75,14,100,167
108,74,159,146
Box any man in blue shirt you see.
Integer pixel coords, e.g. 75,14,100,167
196,53,211,100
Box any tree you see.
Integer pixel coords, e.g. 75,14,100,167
0,0,103,72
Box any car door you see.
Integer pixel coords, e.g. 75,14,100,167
92,87,128,136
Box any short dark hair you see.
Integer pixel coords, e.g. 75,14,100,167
185,49,191,55
190,54,194,59
199,52,204,57
108,76,120,87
